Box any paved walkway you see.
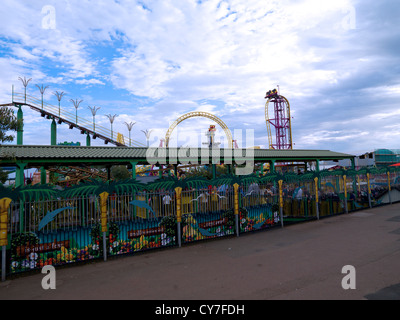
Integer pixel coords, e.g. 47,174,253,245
1,203,400,300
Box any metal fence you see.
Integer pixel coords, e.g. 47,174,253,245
2,168,400,278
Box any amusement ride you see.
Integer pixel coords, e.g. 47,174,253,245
1,78,294,182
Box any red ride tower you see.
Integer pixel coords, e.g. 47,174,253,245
265,88,293,150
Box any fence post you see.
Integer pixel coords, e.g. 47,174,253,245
0,198,12,282
387,172,392,204
233,183,240,237
367,173,372,208
278,180,284,228
314,177,319,220
343,175,348,213
175,187,182,247
99,192,109,261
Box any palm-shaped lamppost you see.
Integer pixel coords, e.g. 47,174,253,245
142,129,153,147
53,91,66,117
88,106,100,132
18,76,32,103
70,99,83,124
124,121,136,147
106,114,118,140
35,84,49,109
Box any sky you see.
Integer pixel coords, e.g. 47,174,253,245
0,0,399,155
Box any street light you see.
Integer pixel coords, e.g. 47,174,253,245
106,114,118,139
18,76,32,103
88,106,101,132
35,84,49,109
124,121,136,147
53,91,66,117
70,99,83,124
142,129,153,147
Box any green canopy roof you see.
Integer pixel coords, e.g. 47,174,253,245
0,145,354,167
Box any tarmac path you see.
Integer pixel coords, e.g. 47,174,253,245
1,203,399,300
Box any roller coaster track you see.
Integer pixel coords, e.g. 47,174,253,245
2,92,146,147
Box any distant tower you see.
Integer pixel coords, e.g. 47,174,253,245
203,125,221,148
265,88,293,149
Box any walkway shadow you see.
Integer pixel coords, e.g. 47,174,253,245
365,283,400,300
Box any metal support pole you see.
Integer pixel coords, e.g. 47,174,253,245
177,222,182,248
2,247,6,282
235,214,239,237
314,177,320,220
278,180,284,228
17,106,23,145
233,184,240,236
41,167,47,184
51,118,57,145
130,161,138,180
367,173,372,209
103,232,107,262
175,187,182,247
343,175,348,213
387,172,392,204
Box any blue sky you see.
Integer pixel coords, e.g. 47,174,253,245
0,0,399,155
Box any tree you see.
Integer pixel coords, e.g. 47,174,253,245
111,165,131,181
0,106,22,184
0,107,22,144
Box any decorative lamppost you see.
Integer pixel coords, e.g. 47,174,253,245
18,76,32,103
70,99,83,124
53,91,66,117
35,84,49,109
124,121,136,147
142,129,153,147
88,106,100,132
106,114,118,139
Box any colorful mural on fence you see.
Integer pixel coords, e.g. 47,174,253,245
10,219,177,274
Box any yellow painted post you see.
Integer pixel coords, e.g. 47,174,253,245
387,172,392,204
233,183,239,236
367,173,372,208
175,187,182,247
0,198,12,281
343,175,348,213
99,192,109,261
0,198,11,247
278,180,284,227
314,177,319,219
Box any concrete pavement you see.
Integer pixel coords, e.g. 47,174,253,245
1,203,399,300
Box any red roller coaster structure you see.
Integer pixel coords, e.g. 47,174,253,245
265,88,293,150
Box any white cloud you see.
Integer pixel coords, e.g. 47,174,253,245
1,0,399,154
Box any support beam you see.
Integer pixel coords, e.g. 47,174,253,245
130,161,138,180
270,160,276,173
15,162,27,187
17,105,23,145
86,133,91,146
212,164,217,179
41,167,47,184
51,118,57,146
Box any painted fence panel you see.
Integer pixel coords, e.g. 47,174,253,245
3,167,400,278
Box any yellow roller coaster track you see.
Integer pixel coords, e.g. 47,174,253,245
165,111,233,149
265,95,293,150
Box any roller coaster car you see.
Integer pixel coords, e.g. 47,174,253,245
265,89,279,99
